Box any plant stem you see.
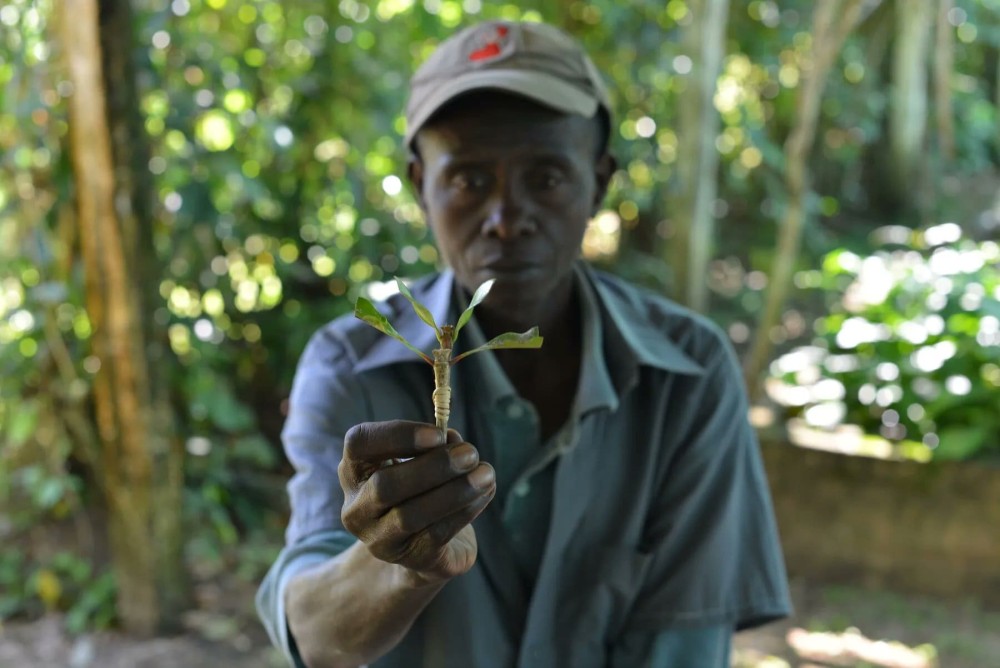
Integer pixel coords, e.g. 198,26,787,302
432,348,451,436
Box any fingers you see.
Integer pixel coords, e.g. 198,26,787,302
368,464,497,567
373,463,495,539
360,442,480,515
422,467,496,545
338,419,496,576
340,420,451,488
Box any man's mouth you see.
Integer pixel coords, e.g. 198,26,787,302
481,259,538,271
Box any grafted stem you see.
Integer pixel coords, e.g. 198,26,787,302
354,282,541,440
432,348,452,435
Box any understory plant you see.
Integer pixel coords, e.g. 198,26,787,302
768,223,1000,461
355,278,543,435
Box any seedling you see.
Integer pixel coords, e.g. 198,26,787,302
355,278,544,435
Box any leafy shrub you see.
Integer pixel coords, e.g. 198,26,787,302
0,550,117,633
769,223,1000,460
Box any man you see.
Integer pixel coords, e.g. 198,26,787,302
257,20,791,668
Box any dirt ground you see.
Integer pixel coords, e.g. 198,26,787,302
1,576,998,668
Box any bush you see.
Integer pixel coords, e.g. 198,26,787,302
769,223,1000,461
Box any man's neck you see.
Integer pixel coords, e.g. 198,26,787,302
473,274,583,441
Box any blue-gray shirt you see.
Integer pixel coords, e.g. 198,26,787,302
257,262,791,667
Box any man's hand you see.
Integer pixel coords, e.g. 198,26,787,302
338,420,496,585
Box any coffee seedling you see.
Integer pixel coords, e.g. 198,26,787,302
354,278,543,436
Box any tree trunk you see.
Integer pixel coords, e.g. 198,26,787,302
58,0,187,635
669,0,730,312
933,0,955,162
743,0,875,401
889,0,933,201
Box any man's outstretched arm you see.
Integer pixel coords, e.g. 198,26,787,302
284,422,496,668
284,541,445,668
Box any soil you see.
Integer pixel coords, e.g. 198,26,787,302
2,575,999,668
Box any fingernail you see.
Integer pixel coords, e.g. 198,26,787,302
415,427,445,449
449,444,477,471
468,465,495,490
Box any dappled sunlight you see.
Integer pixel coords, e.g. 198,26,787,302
582,209,622,260
784,627,935,668
767,223,1000,462
732,581,1000,668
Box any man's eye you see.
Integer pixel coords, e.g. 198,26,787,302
452,171,488,191
533,169,565,190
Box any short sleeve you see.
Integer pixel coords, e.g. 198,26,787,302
281,326,369,544
627,337,792,631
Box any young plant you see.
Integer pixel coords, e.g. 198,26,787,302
354,278,543,436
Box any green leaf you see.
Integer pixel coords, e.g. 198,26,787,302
354,297,432,364
394,277,440,336
204,385,255,433
232,434,277,468
933,426,989,461
7,401,38,448
454,279,494,341
451,327,543,364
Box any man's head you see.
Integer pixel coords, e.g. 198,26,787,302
404,21,616,313
404,21,611,150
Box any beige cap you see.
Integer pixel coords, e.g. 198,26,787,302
405,21,611,147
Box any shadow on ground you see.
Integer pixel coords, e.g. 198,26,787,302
2,576,999,667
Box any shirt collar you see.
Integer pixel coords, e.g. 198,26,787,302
583,262,704,377
572,263,617,414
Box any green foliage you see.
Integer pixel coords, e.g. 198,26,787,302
451,328,545,363
395,277,441,337
354,295,433,362
356,277,542,361
0,550,117,634
769,224,1000,460
454,279,494,340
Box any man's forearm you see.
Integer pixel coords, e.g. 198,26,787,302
285,541,447,668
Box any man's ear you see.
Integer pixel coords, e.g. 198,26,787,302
591,151,617,216
407,156,428,211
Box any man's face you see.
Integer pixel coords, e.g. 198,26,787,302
409,93,612,311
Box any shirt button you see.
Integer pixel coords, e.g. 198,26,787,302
513,481,530,497
506,403,524,419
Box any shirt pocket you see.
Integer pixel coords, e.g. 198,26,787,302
557,544,654,667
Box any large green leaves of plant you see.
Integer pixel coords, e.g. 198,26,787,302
451,327,543,363
934,426,991,461
395,277,440,337
354,297,432,364
454,279,495,340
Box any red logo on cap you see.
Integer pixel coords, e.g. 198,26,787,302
469,25,509,62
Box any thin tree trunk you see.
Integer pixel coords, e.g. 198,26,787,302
933,0,955,162
669,0,730,312
889,0,934,200
743,0,874,401
58,0,186,635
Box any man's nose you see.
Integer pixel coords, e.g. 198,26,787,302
481,187,536,239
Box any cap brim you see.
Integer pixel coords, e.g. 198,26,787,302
405,69,600,147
